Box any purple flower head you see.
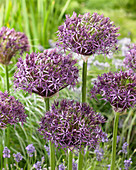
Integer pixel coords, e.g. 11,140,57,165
57,12,120,56
3,147,10,158
90,70,136,112
39,99,105,151
124,43,136,71
26,144,35,157
0,26,30,65
58,163,65,170
124,158,132,170
14,49,79,98
94,145,104,161
0,91,27,128
33,161,41,170
13,152,23,162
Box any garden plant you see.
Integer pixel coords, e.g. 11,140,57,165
0,0,136,170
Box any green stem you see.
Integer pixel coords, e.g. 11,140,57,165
78,60,88,170
5,65,10,147
0,137,3,169
110,112,120,170
82,61,87,103
49,141,55,170
5,65,9,93
44,98,55,170
68,150,73,170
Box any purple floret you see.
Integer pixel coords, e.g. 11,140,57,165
26,144,35,157
14,49,79,98
120,142,128,155
124,44,136,71
33,161,41,170
94,146,104,161
13,152,23,162
0,26,30,65
124,158,132,170
38,99,105,151
58,163,65,170
57,12,120,56
90,70,136,112
0,91,27,128
3,147,10,158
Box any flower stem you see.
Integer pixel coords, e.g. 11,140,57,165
5,65,10,168
5,65,9,93
68,150,73,170
78,60,87,170
82,61,87,103
110,112,120,170
44,98,55,170
0,138,3,169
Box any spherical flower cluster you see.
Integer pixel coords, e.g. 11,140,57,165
26,144,35,157
57,12,120,56
124,44,136,71
13,152,23,162
14,49,79,98
39,99,105,151
0,91,27,128
0,26,30,65
90,70,136,112
3,147,10,158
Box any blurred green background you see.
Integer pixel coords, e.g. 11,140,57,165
0,0,136,51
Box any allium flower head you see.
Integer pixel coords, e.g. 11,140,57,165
13,152,23,162
0,27,30,65
0,91,27,128
39,99,105,151
14,49,79,98
90,70,136,112
26,144,35,157
57,12,120,56
3,147,10,158
124,44,136,71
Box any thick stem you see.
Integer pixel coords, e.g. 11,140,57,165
44,98,55,170
77,148,84,170
49,141,55,170
78,60,88,170
68,150,73,170
82,61,87,103
110,112,120,170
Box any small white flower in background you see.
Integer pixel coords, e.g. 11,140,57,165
112,59,125,70
93,60,110,70
118,37,131,56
